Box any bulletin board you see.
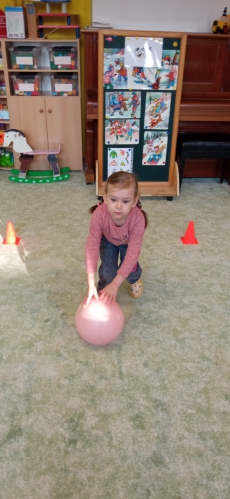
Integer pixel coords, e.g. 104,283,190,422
97,30,187,197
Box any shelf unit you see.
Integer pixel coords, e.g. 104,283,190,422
0,43,9,130
0,38,82,171
37,13,80,38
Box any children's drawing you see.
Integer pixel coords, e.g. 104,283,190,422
103,48,128,89
105,119,140,145
142,131,168,165
162,50,180,68
126,50,179,90
127,65,178,90
105,91,141,118
107,147,133,176
144,92,171,129
125,37,163,68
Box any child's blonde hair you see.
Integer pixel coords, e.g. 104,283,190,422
89,172,148,228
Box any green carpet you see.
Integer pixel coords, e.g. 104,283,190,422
0,172,230,499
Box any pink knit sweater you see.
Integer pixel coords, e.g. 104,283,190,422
86,203,145,278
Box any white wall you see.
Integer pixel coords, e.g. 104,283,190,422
92,0,230,33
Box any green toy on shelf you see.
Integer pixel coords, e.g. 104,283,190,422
0,148,14,168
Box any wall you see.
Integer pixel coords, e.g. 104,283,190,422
92,0,230,33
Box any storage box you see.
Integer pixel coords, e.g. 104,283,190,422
5,7,26,39
50,73,78,96
9,46,40,69
48,46,77,70
11,73,41,96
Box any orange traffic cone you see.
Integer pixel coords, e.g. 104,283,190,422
2,221,20,245
181,221,198,245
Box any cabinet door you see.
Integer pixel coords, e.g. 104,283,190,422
8,96,49,170
45,96,82,171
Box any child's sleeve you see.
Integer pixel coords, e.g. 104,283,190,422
118,213,145,278
85,209,103,273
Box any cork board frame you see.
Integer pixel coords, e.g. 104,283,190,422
97,30,187,197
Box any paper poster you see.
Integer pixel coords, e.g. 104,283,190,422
127,65,177,90
103,48,127,89
103,46,178,91
107,147,133,176
144,92,171,129
105,119,140,145
124,37,163,68
105,91,141,119
142,131,168,165
125,50,179,90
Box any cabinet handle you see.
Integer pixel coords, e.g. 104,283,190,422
48,109,52,113
39,109,44,113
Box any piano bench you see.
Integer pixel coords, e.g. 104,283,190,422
179,140,230,190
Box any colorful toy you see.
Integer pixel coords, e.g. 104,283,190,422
50,73,78,96
212,8,230,34
9,46,40,69
11,74,41,96
75,297,125,346
48,45,77,70
2,128,70,183
0,148,14,167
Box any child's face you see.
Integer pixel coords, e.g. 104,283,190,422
104,184,138,225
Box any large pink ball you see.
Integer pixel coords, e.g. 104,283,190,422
75,298,125,345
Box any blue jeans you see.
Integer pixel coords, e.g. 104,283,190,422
98,235,142,291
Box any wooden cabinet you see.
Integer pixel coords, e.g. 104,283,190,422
8,95,82,170
179,34,230,179
0,39,82,171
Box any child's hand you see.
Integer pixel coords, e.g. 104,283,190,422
85,285,98,307
99,282,118,303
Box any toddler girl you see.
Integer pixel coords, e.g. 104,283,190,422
85,172,148,304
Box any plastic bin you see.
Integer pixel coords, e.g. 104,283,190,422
11,73,41,96
50,73,78,96
9,46,40,69
48,46,77,70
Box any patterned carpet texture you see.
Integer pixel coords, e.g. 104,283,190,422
0,172,230,499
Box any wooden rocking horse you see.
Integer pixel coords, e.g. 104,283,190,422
1,129,70,184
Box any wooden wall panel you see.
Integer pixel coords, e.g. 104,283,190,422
182,36,226,93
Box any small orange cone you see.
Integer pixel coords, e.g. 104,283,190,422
181,221,198,245
2,221,20,245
